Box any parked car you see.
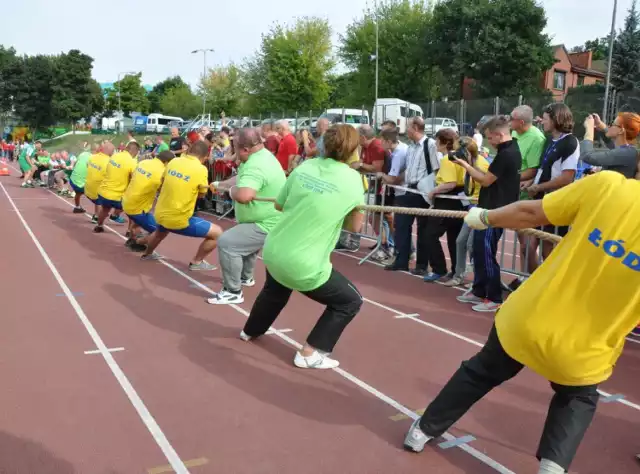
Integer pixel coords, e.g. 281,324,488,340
424,117,459,136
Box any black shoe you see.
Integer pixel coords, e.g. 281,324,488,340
410,267,428,276
73,207,85,214
91,215,98,224
385,263,409,272
129,243,147,253
125,231,132,238
124,238,135,247
93,226,104,233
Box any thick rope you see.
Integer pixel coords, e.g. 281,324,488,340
248,196,562,244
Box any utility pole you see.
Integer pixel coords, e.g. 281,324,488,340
603,0,617,122
192,49,214,115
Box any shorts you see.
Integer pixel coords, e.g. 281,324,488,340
541,224,569,237
158,216,211,238
19,160,33,173
96,195,123,210
70,180,84,194
128,212,157,233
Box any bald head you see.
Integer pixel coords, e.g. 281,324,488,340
236,127,263,149
170,127,179,137
358,125,376,139
275,120,290,136
407,117,425,141
102,142,115,156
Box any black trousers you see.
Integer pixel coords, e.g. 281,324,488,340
424,199,464,275
419,326,599,471
243,269,363,353
472,227,503,303
393,192,430,269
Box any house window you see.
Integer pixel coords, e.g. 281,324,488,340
553,71,566,90
577,75,585,86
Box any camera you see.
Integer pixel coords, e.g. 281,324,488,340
449,139,468,160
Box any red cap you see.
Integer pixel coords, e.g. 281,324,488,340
187,131,199,143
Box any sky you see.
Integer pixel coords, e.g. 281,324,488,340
2,0,630,88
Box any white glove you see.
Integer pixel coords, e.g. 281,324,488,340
465,207,489,230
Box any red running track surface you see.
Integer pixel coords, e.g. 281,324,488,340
0,169,639,474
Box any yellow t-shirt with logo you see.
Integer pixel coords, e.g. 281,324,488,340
98,151,137,201
436,156,465,186
154,155,209,229
496,171,640,386
122,158,166,215
84,153,110,200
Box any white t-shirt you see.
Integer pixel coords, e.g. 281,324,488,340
473,133,483,150
534,134,579,185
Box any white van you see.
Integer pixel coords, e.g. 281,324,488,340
147,113,183,133
318,108,370,129
373,99,423,134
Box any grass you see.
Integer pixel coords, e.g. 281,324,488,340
42,133,170,153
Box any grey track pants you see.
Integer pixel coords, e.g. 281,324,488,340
217,223,267,292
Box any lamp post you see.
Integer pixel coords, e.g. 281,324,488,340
603,0,617,123
375,0,379,103
117,71,137,115
192,48,215,115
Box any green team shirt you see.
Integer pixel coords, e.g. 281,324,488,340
19,144,35,163
157,142,169,153
235,148,287,233
263,158,365,292
37,155,51,166
512,126,546,200
70,151,91,187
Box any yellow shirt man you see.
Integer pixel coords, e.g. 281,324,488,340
122,158,166,216
154,155,208,230
496,171,640,386
98,151,137,201
84,152,110,201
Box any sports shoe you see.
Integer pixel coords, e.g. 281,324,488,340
456,289,483,305
423,272,444,283
443,276,464,287
293,351,339,369
72,207,85,214
129,242,147,253
239,330,252,342
403,418,433,453
472,301,501,313
206,289,244,305
189,261,217,271
91,215,98,224
109,215,126,224
241,277,256,287
93,226,104,234
141,252,163,261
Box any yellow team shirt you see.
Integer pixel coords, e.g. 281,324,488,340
84,153,110,200
346,151,368,192
98,151,137,201
467,156,490,202
122,158,166,215
154,155,208,229
496,171,640,386
436,156,465,186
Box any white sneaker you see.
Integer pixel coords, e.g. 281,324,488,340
456,289,483,305
239,330,252,342
206,289,244,305
472,301,501,313
293,351,339,369
241,277,255,287
443,276,464,287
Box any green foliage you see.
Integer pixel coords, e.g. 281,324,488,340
339,0,443,104
160,84,201,118
12,54,58,129
429,0,555,98
0,46,20,114
148,76,188,112
571,36,611,61
105,73,150,115
200,64,247,116
611,0,640,91
244,17,334,113
87,78,105,119
52,49,94,124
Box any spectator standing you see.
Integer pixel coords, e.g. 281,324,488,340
454,116,521,312
580,112,640,178
525,103,579,272
275,120,298,173
510,105,546,289
262,123,281,155
169,127,187,157
385,117,440,274
310,118,330,157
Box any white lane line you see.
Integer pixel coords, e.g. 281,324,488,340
625,336,640,345
0,183,189,474
85,347,125,355
394,313,421,319
48,191,515,474
266,328,292,335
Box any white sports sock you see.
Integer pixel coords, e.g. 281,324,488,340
538,458,565,474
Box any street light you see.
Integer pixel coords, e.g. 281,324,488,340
117,71,137,115
374,0,379,103
192,48,215,115
603,0,617,123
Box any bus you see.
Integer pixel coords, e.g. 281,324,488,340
146,113,183,133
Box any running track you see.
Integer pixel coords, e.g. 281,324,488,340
1,168,639,474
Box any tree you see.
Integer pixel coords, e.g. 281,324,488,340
244,17,334,113
51,49,94,126
429,0,555,98
148,76,188,112
105,73,150,115
87,78,105,119
0,46,20,115
611,0,640,91
200,64,246,117
339,0,446,105
571,36,611,61
160,84,201,118
12,54,58,129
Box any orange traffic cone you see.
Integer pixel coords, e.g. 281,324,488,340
0,167,9,176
